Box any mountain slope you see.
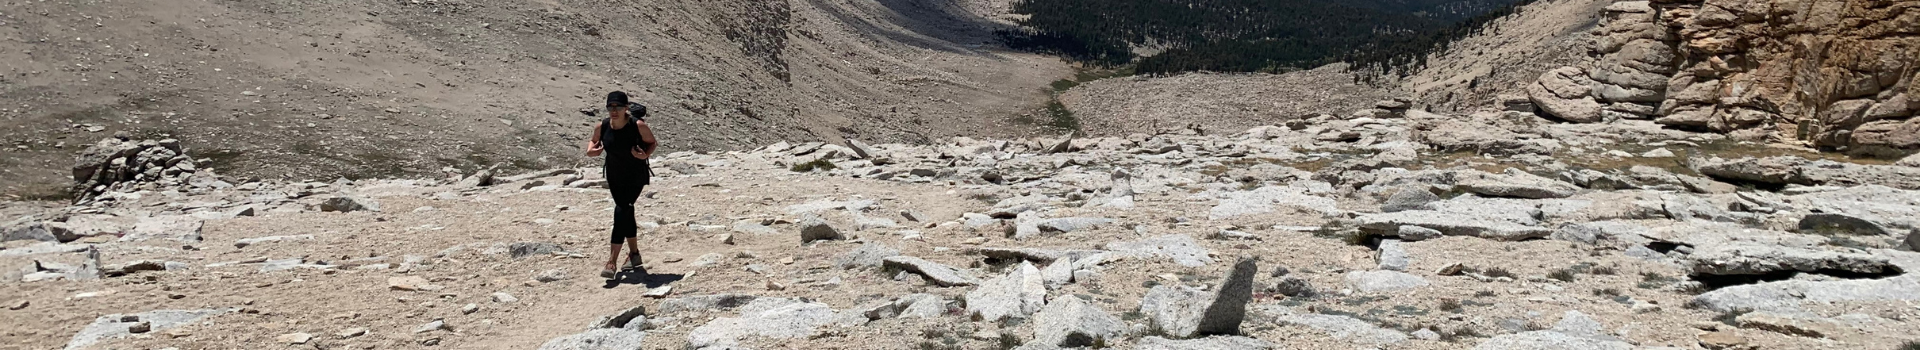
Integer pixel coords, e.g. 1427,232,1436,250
0,0,1068,197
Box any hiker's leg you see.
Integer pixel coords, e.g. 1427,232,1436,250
605,242,620,271
625,185,645,257
607,181,639,272
610,181,641,269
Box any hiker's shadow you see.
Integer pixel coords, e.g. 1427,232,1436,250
602,268,682,289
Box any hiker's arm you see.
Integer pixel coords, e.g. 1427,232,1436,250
585,122,605,157
633,120,659,159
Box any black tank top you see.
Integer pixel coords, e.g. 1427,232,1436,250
599,117,653,182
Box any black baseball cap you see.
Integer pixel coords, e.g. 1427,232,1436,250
606,91,630,108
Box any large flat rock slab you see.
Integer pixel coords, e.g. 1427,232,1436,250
1358,211,1553,241
881,256,978,287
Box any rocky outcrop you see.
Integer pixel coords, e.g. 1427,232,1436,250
69,137,208,203
1528,67,1607,123
1527,0,1920,157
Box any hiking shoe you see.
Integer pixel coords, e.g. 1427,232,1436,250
600,268,616,279
625,253,643,269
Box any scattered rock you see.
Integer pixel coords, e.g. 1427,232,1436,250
966,261,1046,322
415,319,447,333
1034,217,1115,235
277,332,313,344
535,269,569,283
1798,213,1891,236
798,216,844,243
835,242,899,269
845,139,875,159
1358,211,1552,241
1907,229,1919,251
1270,277,1315,297
881,256,978,287
658,294,768,314
509,242,567,258
1376,240,1410,271
1045,134,1074,154
971,247,1104,265
123,215,204,242
1396,225,1443,241
318,196,379,212
387,276,441,291
860,294,947,320
2,221,60,243
455,169,495,188
1436,263,1465,276
1029,296,1125,347
233,235,314,249
1411,328,1439,340
590,305,649,329
491,292,522,303
1381,187,1439,213
1897,153,1920,167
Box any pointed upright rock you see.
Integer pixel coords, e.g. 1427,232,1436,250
1139,256,1257,338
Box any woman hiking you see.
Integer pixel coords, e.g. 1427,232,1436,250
585,91,658,279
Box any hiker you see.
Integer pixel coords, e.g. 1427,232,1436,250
585,91,658,278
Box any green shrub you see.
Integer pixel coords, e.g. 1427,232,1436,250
789,158,837,172
1481,267,1515,279
1548,269,1577,282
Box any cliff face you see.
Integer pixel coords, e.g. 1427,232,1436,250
1529,0,1919,156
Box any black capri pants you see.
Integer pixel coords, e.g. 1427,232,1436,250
607,163,651,244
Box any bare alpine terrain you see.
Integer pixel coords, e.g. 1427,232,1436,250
0,0,1068,198
6,0,1920,350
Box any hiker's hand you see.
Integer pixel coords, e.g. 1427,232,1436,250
631,145,649,159
586,141,604,157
